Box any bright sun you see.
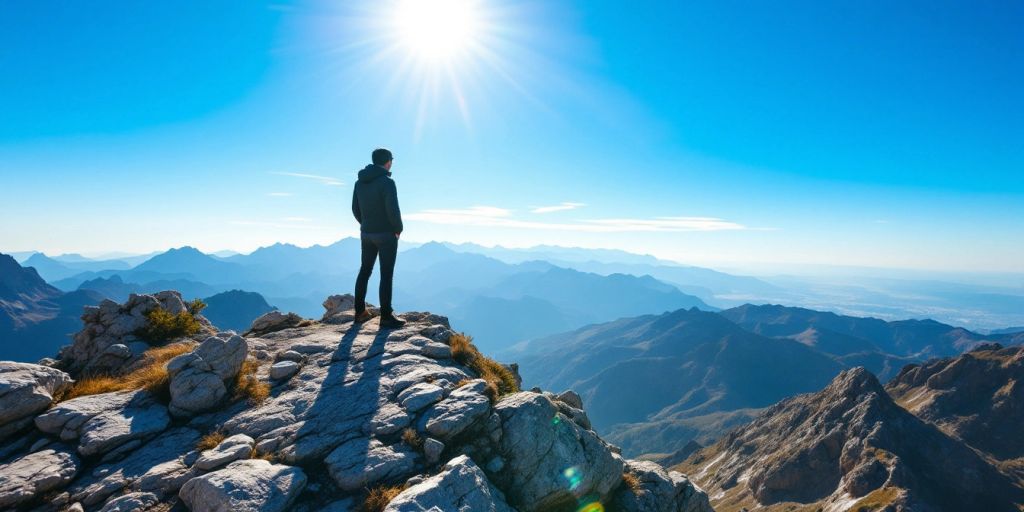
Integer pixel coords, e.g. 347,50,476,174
393,0,481,63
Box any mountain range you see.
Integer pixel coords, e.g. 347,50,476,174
4,241,723,358
512,303,1023,457
0,254,102,362
0,243,716,361
676,344,1024,511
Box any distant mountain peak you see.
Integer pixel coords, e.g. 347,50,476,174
167,246,204,255
679,364,1023,511
0,253,58,300
824,366,886,399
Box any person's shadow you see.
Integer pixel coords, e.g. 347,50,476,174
289,320,394,471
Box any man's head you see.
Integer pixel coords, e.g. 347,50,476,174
372,148,394,171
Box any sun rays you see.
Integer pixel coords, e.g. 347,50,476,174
326,0,544,140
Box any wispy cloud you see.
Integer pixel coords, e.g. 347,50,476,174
267,192,293,197
582,217,748,232
270,172,344,186
283,216,313,222
531,202,586,214
229,219,327,230
406,207,762,232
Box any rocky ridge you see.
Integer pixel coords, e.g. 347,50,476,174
886,343,1024,461
0,291,712,512
676,367,1024,511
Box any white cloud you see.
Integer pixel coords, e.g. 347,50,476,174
283,217,313,222
582,217,747,232
270,172,344,186
406,207,759,233
531,202,586,214
229,220,327,230
267,192,293,197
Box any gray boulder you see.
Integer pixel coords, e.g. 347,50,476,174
194,434,255,471
418,379,491,440
269,361,300,380
397,382,444,412
99,491,159,512
384,455,514,512
0,361,73,439
35,390,170,456
179,459,306,512
492,392,624,511
275,350,304,362
167,332,248,417
325,437,418,491
612,459,713,512
423,437,444,465
0,446,80,508
556,389,584,409
322,294,362,324
247,311,305,336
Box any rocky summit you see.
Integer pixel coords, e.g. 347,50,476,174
0,291,712,512
676,367,1024,512
886,343,1024,462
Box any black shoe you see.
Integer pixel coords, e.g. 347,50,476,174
354,310,372,323
379,314,406,329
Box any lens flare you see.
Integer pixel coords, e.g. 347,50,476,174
577,502,605,512
563,466,583,491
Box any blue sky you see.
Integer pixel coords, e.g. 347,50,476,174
1,0,1022,272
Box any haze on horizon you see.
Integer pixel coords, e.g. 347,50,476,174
2,1,1022,274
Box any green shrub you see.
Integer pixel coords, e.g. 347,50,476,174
136,307,202,343
188,298,207,315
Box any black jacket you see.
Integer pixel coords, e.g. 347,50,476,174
352,164,403,234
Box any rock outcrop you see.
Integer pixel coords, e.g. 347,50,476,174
677,367,1024,511
0,362,73,440
246,311,305,337
59,291,215,375
383,455,515,512
179,459,307,512
886,343,1024,461
35,390,170,457
0,446,80,508
0,292,710,512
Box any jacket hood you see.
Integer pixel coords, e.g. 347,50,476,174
358,164,390,183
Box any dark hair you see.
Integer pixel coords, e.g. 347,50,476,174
372,148,393,166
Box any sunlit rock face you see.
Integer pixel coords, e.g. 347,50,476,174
678,367,1024,512
0,292,710,512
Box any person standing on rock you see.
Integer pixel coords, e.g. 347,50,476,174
352,148,406,329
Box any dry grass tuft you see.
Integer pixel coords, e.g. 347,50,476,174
449,333,518,402
852,486,901,511
401,427,424,451
232,358,270,405
61,341,196,400
361,484,406,512
622,472,642,493
197,431,226,452
252,447,276,462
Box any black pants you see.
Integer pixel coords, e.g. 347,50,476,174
354,232,398,316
